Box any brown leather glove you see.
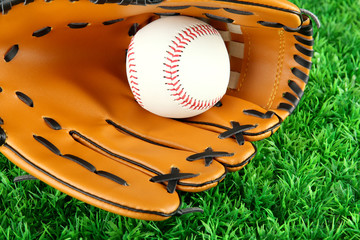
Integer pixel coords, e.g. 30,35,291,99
0,0,316,220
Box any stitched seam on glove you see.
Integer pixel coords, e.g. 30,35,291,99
3,142,179,217
267,29,285,109
237,29,251,92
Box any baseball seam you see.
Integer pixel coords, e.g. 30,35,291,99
164,23,222,111
127,38,144,107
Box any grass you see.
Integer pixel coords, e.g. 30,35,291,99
1,0,360,239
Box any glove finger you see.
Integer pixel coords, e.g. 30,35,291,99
109,93,256,172
184,95,282,141
61,124,228,192
0,130,182,221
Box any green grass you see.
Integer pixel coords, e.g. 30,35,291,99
1,0,360,239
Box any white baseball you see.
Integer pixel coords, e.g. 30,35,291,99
126,16,230,118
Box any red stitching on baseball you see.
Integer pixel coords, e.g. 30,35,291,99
183,29,196,40
127,38,143,106
164,23,220,111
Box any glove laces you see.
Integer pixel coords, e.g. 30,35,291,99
301,8,321,29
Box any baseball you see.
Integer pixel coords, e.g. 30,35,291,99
126,16,230,118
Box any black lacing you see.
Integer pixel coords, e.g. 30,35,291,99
43,117,62,130
218,121,256,145
150,167,199,193
91,0,163,5
276,9,320,115
4,44,19,62
33,135,129,186
13,175,38,182
187,147,234,167
300,8,321,29
15,91,34,107
0,126,6,146
243,109,275,119
32,26,52,37
176,207,204,216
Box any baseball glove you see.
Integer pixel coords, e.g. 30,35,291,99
0,0,317,220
